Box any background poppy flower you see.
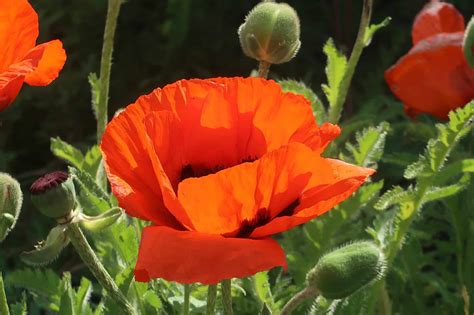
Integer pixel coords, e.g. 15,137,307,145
0,0,67,112
101,77,374,284
385,0,474,119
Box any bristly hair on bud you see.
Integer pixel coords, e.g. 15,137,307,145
0,173,23,242
306,241,386,300
238,2,301,65
30,171,76,219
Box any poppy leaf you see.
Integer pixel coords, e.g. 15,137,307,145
364,17,391,47
58,273,75,315
322,38,347,109
20,225,69,267
50,137,84,169
69,167,112,215
9,292,27,315
74,278,93,315
253,271,277,313
423,173,471,203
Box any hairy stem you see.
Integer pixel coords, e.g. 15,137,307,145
258,61,271,78
206,285,218,315
280,286,318,315
67,223,136,315
221,279,233,315
328,0,373,123
0,273,9,315
97,0,123,143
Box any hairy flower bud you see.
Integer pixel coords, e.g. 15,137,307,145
30,171,76,219
238,2,301,64
0,173,23,242
307,241,386,299
464,17,474,68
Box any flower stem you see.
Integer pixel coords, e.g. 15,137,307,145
221,279,233,315
280,286,318,315
328,0,373,124
258,61,271,79
97,0,123,143
183,284,191,315
66,222,136,315
0,273,9,315
206,285,217,315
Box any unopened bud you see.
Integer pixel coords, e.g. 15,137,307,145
307,241,386,299
238,2,301,64
30,171,76,219
464,17,474,68
0,173,23,242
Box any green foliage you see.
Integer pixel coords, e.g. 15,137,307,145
20,226,70,267
364,17,391,46
252,272,277,313
321,38,347,109
50,138,84,170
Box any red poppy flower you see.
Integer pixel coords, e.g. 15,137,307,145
101,77,374,284
0,0,66,111
385,0,474,119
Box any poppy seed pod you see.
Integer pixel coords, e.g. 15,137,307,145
0,173,23,242
307,241,386,299
30,172,76,219
238,2,301,64
464,17,474,68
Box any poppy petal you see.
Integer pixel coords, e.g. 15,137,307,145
100,103,184,228
176,143,372,236
412,1,465,45
134,226,287,284
24,40,67,86
250,158,374,238
0,60,33,111
0,0,38,71
385,32,474,119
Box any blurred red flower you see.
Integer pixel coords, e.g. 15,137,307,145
101,77,374,284
385,0,474,119
0,0,66,111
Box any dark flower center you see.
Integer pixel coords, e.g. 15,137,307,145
180,156,258,182
30,171,69,195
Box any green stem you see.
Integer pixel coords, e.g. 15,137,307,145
280,286,318,315
221,279,233,315
183,284,191,315
328,0,373,124
206,285,218,315
378,281,392,315
97,0,123,143
258,61,271,79
66,223,136,315
0,273,9,315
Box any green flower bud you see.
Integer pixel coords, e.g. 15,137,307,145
238,2,301,64
30,172,76,219
0,172,23,242
464,16,474,68
307,241,386,299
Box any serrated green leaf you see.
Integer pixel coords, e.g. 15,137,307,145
21,225,69,266
375,186,412,211
253,272,277,313
88,73,100,119
424,174,471,203
9,292,27,315
75,278,93,315
322,38,347,108
278,79,327,124
6,268,63,310
70,167,111,215
82,146,102,179
434,159,474,185
364,17,391,46
343,122,390,168
403,157,428,180
59,273,76,315
50,137,84,169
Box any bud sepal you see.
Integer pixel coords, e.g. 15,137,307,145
0,172,23,242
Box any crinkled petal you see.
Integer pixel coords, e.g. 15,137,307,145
24,40,67,86
0,60,32,111
385,32,474,119
0,0,38,71
134,226,287,284
100,103,184,228
251,158,374,238
176,143,373,236
412,1,465,45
